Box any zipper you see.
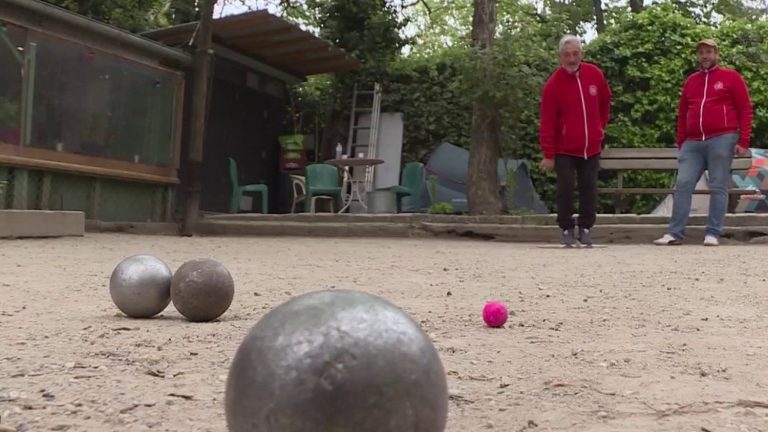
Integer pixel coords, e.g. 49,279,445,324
699,71,709,140
723,106,727,128
576,73,588,159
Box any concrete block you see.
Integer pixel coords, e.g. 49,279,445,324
0,210,84,238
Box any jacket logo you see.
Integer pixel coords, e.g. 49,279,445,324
589,85,598,96
714,81,724,90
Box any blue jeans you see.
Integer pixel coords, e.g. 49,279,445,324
668,133,737,239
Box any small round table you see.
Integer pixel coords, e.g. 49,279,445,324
325,157,385,213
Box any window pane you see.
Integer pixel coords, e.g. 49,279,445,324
29,31,180,167
0,22,24,145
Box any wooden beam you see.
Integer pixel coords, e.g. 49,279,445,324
600,159,680,170
142,13,276,45
212,43,303,84
234,30,302,47
0,143,177,179
225,21,292,42
246,36,323,57
268,48,339,64
598,187,756,195
601,148,678,159
0,153,178,184
214,10,274,28
183,0,216,235
600,158,752,170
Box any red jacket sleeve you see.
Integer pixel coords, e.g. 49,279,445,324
676,80,689,148
731,71,753,149
599,72,611,129
539,79,558,160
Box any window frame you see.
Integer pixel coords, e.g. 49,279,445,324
0,16,184,185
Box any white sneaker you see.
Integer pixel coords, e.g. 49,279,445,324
703,235,719,246
653,234,681,245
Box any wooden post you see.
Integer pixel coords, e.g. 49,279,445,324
11,169,28,210
153,186,163,222
165,186,174,222
615,171,623,214
20,42,36,147
182,0,216,236
89,179,101,220
39,172,51,210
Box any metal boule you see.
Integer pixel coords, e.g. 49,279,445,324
171,258,234,322
225,289,448,432
109,254,172,318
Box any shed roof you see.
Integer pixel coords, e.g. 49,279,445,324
142,10,361,77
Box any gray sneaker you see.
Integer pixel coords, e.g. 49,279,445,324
561,229,575,247
578,228,593,246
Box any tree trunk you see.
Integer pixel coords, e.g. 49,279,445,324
593,0,605,33
467,0,502,215
319,109,346,161
629,0,643,13
319,80,353,161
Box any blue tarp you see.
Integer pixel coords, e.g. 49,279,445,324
414,142,549,213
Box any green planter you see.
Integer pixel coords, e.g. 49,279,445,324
279,134,305,151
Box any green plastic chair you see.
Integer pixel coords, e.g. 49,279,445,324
386,162,425,212
229,157,268,214
305,164,342,212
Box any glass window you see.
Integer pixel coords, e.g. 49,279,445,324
28,31,180,167
0,22,24,145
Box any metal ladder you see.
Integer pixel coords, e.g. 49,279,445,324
345,82,382,193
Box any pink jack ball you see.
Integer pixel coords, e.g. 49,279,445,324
482,301,508,328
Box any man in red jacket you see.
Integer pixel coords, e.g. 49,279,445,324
654,39,752,246
538,35,612,246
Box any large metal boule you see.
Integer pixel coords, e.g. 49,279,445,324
225,289,448,432
109,254,172,318
171,258,234,322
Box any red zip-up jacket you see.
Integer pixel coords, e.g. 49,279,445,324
676,66,752,149
538,62,612,160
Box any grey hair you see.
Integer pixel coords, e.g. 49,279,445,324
558,35,582,52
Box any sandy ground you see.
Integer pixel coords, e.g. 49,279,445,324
1,233,767,432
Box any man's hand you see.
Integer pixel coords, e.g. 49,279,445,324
539,158,555,172
735,145,750,157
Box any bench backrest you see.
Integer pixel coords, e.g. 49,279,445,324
600,148,752,170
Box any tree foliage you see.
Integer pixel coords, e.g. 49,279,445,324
309,0,410,79
43,0,175,31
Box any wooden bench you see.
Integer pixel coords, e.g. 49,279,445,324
598,148,754,214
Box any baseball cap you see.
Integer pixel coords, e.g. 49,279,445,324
696,39,718,50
